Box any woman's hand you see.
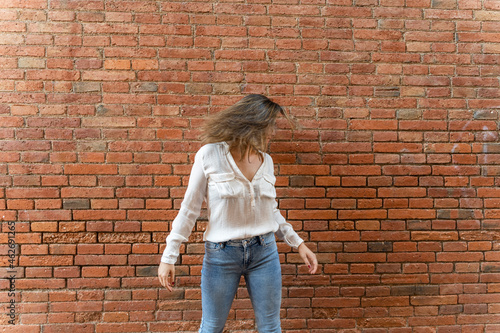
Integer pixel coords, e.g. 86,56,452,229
298,243,318,274
158,262,175,292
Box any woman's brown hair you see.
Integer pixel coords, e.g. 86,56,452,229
201,94,294,161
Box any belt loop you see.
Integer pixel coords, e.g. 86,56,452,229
259,234,265,246
220,242,226,249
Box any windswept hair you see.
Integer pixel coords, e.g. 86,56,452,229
201,94,295,160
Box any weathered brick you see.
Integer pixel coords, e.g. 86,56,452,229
368,242,393,252
63,199,90,210
73,82,100,93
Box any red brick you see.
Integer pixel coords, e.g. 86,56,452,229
19,256,73,266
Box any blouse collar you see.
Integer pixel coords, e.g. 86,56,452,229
222,141,265,182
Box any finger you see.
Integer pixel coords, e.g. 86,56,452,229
159,273,171,291
301,253,311,271
158,271,165,286
164,273,172,292
166,269,174,291
170,269,175,286
160,275,168,290
304,252,313,274
309,254,318,274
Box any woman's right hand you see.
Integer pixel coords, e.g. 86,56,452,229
158,262,175,292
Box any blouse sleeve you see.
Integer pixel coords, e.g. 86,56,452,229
161,148,207,264
268,155,304,249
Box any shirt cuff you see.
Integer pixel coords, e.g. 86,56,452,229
161,243,180,264
285,233,304,249
160,254,177,265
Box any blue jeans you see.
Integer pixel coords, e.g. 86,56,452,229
199,232,282,333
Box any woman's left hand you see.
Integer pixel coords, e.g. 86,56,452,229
298,242,318,274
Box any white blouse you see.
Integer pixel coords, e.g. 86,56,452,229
161,141,304,264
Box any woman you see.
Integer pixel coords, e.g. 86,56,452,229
158,94,318,333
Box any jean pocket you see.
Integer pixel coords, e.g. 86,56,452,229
264,237,277,249
205,241,222,253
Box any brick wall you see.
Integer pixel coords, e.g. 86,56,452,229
1,0,500,332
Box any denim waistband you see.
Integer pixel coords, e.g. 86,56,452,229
210,231,275,247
